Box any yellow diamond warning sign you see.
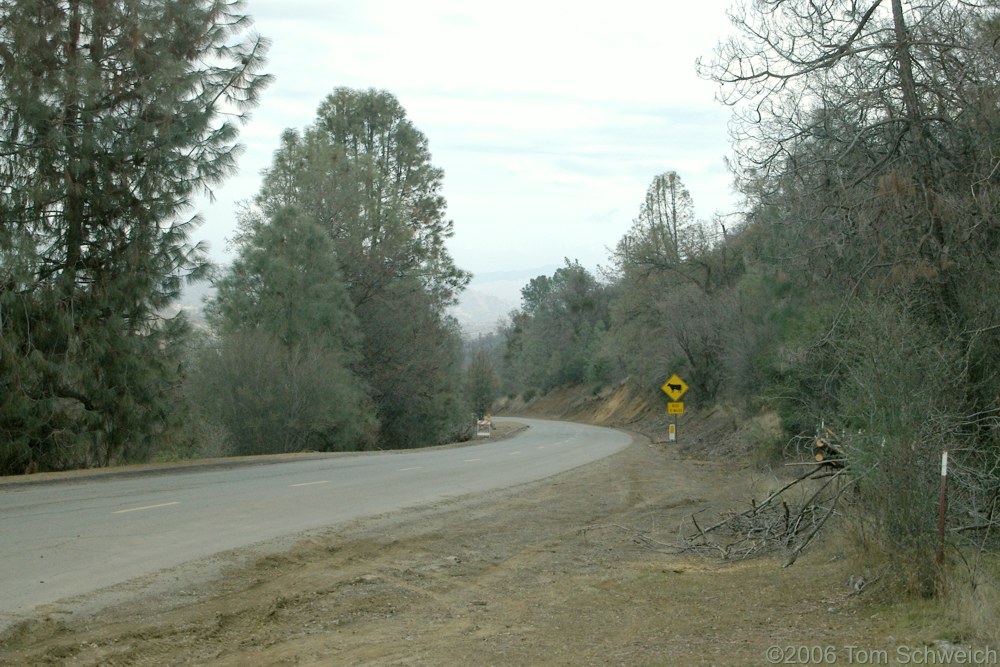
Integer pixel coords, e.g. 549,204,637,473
661,374,688,401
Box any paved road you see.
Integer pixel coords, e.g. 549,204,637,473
0,418,631,628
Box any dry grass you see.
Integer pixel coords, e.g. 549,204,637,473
946,553,1000,647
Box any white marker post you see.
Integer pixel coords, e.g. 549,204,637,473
937,450,949,567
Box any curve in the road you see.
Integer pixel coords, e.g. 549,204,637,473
0,418,632,629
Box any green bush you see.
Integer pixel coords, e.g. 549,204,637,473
834,301,966,596
190,331,375,455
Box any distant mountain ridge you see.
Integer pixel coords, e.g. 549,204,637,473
447,265,557,336
448,288,516,336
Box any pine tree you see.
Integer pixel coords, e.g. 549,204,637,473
204,206,375,454
0,0,270,472
251,88,470,448
258,88,470,310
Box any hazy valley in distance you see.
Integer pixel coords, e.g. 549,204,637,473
175,265,557,337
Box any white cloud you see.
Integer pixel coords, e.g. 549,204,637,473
195,0,740,278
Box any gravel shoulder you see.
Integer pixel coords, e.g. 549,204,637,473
0,420,942,666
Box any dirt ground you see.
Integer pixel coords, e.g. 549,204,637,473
0,419,966,666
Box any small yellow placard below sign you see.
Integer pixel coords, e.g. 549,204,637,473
667,402,684,415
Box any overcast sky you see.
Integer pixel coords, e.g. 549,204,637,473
197,0,741,280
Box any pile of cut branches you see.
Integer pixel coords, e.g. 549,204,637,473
683,461,852,566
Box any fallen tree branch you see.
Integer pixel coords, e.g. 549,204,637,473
677,466,852,562
784,478,854,567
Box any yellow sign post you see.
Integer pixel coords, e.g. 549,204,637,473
662,374,688,441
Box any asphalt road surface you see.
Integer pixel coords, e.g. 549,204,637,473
0,418,631,630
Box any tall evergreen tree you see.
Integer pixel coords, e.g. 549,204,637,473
203,206,375,454
613,171,709,287
209,206,360,356
503,261,610,393
257,88,470,309
251,88,470,447
0,0,270,473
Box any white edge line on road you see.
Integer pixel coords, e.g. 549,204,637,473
290,480,330,488
509,451,521,455
398,467,423,471
464,458,481,462
113,501,180,514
